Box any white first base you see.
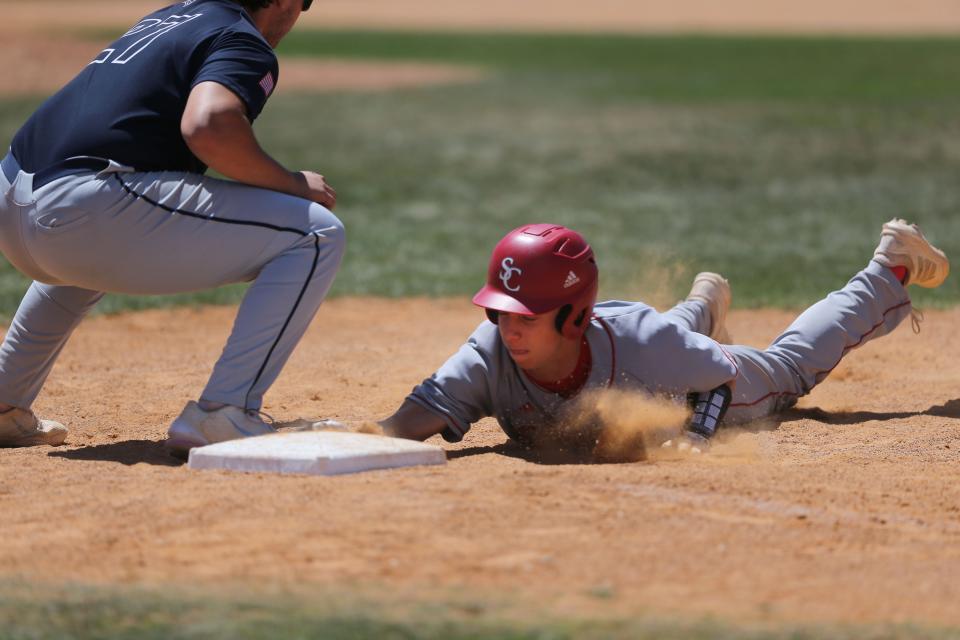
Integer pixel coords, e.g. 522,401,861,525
187,431,446,476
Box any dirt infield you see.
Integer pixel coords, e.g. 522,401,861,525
0,2,493,98
3,0,955,98
3,0,959,630
1,299,959,626
310,0,960,34
0,33,484,98
7,0,960,34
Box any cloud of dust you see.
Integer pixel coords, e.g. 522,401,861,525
353,421,386,435
707,429,762,464
563,388,690,463
614,253,693,311
276,407,760,465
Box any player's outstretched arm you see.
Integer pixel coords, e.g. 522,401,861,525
379,400,449,442
181,81,336,209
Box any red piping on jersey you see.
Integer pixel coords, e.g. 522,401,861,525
729,298,911,408
595,315,617,388
730,389,800,409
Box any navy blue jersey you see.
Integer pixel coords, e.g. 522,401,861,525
11,0,278,175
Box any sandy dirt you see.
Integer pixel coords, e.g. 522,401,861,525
308,0,960,34
6,0,960,34
0,2,496,99
1,299,959,626
0,33,484,98
2,0,956,97
3,0,959,630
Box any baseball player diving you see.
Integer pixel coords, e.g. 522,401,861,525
375,219,948,458
0,0,344,454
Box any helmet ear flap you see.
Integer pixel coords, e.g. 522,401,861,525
485,309,500,324
559,306,589,340
555,304,592,339
554,304,572,335
557,278,598,339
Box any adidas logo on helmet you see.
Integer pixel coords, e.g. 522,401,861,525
563,271,580,288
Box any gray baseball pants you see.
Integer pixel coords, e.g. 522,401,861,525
0,154,345,411
668,260,911,423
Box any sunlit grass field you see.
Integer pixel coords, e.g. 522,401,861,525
1,580,956,640
0,33,957,318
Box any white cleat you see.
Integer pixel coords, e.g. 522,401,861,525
873,218,949,288
686,272,732,343
165,401,276,459
0,408,68,447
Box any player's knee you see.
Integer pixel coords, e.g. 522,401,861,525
36,285,104,316
307,206,346,259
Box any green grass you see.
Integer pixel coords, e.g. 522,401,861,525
1,581,957,640
278,32,960,103
1,33,959,317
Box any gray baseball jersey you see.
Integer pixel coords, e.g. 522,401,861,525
410,260,912,447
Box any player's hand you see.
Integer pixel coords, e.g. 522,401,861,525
272,418,387,436
296,171,337,209
275,418,349,432
660,431,710,455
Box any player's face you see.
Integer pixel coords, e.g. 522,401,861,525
497,309,572,375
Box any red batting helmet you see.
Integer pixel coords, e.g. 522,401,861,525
472,223,599,339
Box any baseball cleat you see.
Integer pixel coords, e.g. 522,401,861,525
165,401,276,459
686,272,732,343
0,408,68,447
873,218,949,288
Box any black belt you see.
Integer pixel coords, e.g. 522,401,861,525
1,153,111,190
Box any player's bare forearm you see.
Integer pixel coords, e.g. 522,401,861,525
181,83,294,190
379,400,448,441
181,82,336,208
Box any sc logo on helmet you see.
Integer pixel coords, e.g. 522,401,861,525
500,257,522,292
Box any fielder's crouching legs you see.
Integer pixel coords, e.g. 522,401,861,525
0,283,104,409
164,197,345,455
0,167,346,447
199,213,346,411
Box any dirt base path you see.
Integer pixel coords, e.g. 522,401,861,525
6,1,960,34
1,299,959,626
4,0,954,98
0,33,484,99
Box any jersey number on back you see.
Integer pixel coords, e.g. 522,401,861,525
91,14,202,66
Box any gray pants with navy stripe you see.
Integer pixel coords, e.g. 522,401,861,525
0,158,345,411
668,261,911,424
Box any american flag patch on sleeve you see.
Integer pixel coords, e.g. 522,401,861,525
259,71,275,96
